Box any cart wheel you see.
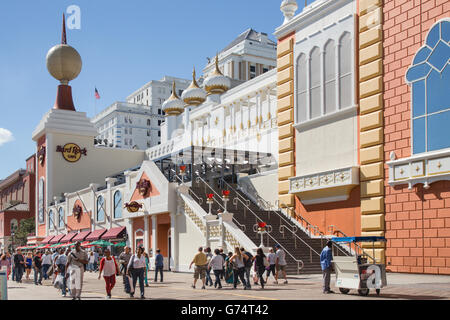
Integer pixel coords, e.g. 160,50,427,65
339,288,350,294
358,288,370,296
376,289,380,296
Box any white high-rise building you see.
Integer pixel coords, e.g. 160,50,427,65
91,102,165,149
202,29,277,82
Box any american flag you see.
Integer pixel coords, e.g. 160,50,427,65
95,87,100,99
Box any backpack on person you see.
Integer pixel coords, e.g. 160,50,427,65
244,252,253,268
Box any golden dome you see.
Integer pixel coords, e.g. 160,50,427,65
162,81,185,116
181,67,207,106
46,44,82,84
204,54,231,95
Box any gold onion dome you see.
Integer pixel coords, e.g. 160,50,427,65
181,67,207,106
204,54,231,95
162,81,185,116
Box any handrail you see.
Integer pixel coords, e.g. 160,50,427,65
275,199,325,238
219,178,250,206
279,224,321,261
174,175,203,205
194,176,225,211
196,176,305,273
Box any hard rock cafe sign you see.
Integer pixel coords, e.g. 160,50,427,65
56,143,87,163
125,201,143,213
136,179,151,196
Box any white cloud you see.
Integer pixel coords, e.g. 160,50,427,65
0,128,14,146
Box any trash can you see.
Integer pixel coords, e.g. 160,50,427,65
0,271,7,300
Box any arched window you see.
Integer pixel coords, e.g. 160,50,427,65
49,210,54,230
58,207,64,228
339,32,352,109
324,40,336,114
38,178,44,224
97,196,105,222
296,53,307,122
114,191,122,219
406,19,450,154
309,47,321,119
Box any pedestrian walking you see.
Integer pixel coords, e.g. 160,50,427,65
93,250,99,272
208,249,225,289
320,240,334,294
241,247,253,289
41,250,52,280
119,247,132,294
11,251,15,281
33,251,43,285
87,251,95,272
144,252,150,287
0,253,11,279
224,252,234,285
189,246,207,290
127,246,146,299
274,244,288,284
54,248,68,297
265,248,276,283
205,247,213,287
25,252,33,280
13,249,25,283
253,248,268,289
154,249,164,282
219,249,227,279
230,247,248,290
98,248,119,299
65,241,89,300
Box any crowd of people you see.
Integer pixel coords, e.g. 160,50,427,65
189,244,288,290
0,242,165,300
0,242,297,298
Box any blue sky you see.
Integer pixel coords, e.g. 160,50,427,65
0,0,309,179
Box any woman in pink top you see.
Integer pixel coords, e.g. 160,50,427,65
0,253,11,278
98,248,119,299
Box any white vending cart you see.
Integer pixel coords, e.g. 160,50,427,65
332,236,387,296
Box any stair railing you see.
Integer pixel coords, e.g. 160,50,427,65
174,175,203,205
275,200,325,239
198,177,305,273
279,224,321,263
194,176,246,232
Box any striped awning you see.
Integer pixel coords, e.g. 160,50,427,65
41,235,55,244
49,234,65,244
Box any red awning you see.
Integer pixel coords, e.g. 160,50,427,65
49,234,65,244
41,235,55,244
101,226,126,240
85,228,107,241
72,231,91,242
60,232,77,243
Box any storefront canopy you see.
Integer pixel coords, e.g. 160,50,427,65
60,232,77,243
72,231,91,242
101,226,126,240
86,228,107,241
41,235,55,244
49,234,65,244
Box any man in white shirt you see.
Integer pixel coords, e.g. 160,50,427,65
265,248,277,283
274,244,288,284
41,250,52,280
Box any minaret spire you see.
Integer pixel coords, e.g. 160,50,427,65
61,13,67,44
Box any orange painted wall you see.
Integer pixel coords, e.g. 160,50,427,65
157,213,170,257
383,0,450,274
295,187,361,237
132,217,144,252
